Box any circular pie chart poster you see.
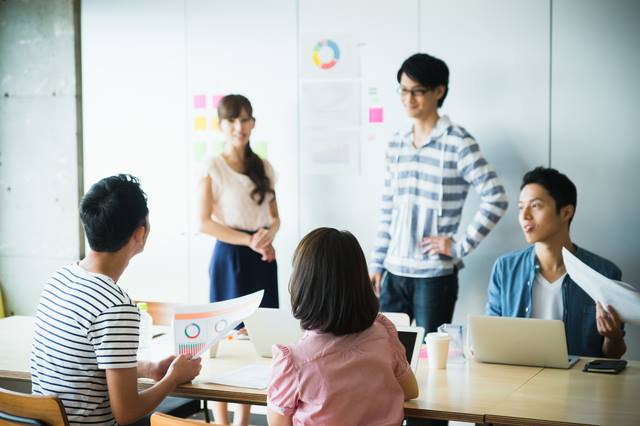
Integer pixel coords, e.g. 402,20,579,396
312,39,341,70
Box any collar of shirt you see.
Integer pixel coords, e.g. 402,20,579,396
402,114,452,148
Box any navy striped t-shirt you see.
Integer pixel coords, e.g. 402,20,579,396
30,263,140,426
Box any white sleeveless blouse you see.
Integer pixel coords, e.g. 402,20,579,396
204,155,276,231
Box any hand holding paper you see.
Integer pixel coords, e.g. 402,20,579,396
562,248,640,325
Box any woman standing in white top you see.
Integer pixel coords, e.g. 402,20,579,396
198,94,279,425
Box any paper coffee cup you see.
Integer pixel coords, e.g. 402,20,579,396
426,332,450,369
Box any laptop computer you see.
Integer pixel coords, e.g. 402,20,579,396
396,326,425,373
468,315,579,369
244,308,304,357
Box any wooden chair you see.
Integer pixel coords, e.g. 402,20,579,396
0,387,68,426
134,301,210,424
150,412,225,426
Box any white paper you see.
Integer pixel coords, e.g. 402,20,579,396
173,290,264,357
301,127,360,175
207,363,271,390
562,247,640,325
300,80,361,127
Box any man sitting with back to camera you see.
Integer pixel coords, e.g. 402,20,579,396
486,166,626,358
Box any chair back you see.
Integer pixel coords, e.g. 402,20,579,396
150,412,223,426
0,388,68,426
381,311,411,326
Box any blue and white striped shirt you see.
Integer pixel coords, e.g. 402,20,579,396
371,115,508,278
30,263,140,426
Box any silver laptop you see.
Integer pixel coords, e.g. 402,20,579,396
469,315,579,369
396,326,425,373
244,308,304,357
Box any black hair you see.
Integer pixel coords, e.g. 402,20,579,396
397,53,450,107
218,94,274,205
521,166,577,223
80,174,149,252
289,228,379,336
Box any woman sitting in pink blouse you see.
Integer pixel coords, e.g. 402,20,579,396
267,227,419,426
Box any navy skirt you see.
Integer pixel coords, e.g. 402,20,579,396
208,239,279,308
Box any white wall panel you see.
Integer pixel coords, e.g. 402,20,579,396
551,0,640,358
82,0,189,303
419,0,551,322
184,0,298,307
298,0,420,258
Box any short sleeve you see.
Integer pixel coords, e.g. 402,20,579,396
267,344,298,417
199,158,224,201
377,314,412,380
89,304,140,369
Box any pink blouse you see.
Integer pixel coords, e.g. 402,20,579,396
267,314,411,425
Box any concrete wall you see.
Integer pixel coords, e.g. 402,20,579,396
0,0,82,316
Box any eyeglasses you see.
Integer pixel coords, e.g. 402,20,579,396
397,86,432,98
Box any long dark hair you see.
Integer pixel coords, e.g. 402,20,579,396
289,228,379,336
218,94,274,205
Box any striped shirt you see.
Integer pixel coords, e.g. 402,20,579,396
371,115,508,278
30,263,140,426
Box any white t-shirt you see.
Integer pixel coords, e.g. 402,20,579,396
204,155,276,231
530,272,565,320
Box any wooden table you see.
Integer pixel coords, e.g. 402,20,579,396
2,315,639,425
485,358,640,426
405,360,542,423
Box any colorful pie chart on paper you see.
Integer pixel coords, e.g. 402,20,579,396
312,39,340,70
184,323,201,339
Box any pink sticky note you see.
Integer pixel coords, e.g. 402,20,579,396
369,107,383,123
212,95,224,108
193,95,206,109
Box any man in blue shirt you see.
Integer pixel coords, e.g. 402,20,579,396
486,167,626,358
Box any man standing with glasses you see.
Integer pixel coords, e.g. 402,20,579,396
370,53,508,358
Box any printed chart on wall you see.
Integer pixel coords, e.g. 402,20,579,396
173,290,263,357
300,34,362,175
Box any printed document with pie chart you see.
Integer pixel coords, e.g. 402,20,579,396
173,290,264,357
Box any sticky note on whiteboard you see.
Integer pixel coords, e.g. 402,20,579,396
212,95,224,108
194,117,207,131
194,95,206,109
369,107,383,123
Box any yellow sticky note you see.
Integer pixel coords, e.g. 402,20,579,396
212,117,220,131
194,117,206,131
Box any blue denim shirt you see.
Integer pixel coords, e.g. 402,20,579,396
486,245,622,357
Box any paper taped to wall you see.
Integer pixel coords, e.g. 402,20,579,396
563,248,640,325
173,290,264,357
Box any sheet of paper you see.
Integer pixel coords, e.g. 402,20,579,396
207,363,271,390
301,127,360,175
562,247,640,325
300,80,360,127
173,290,264,357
